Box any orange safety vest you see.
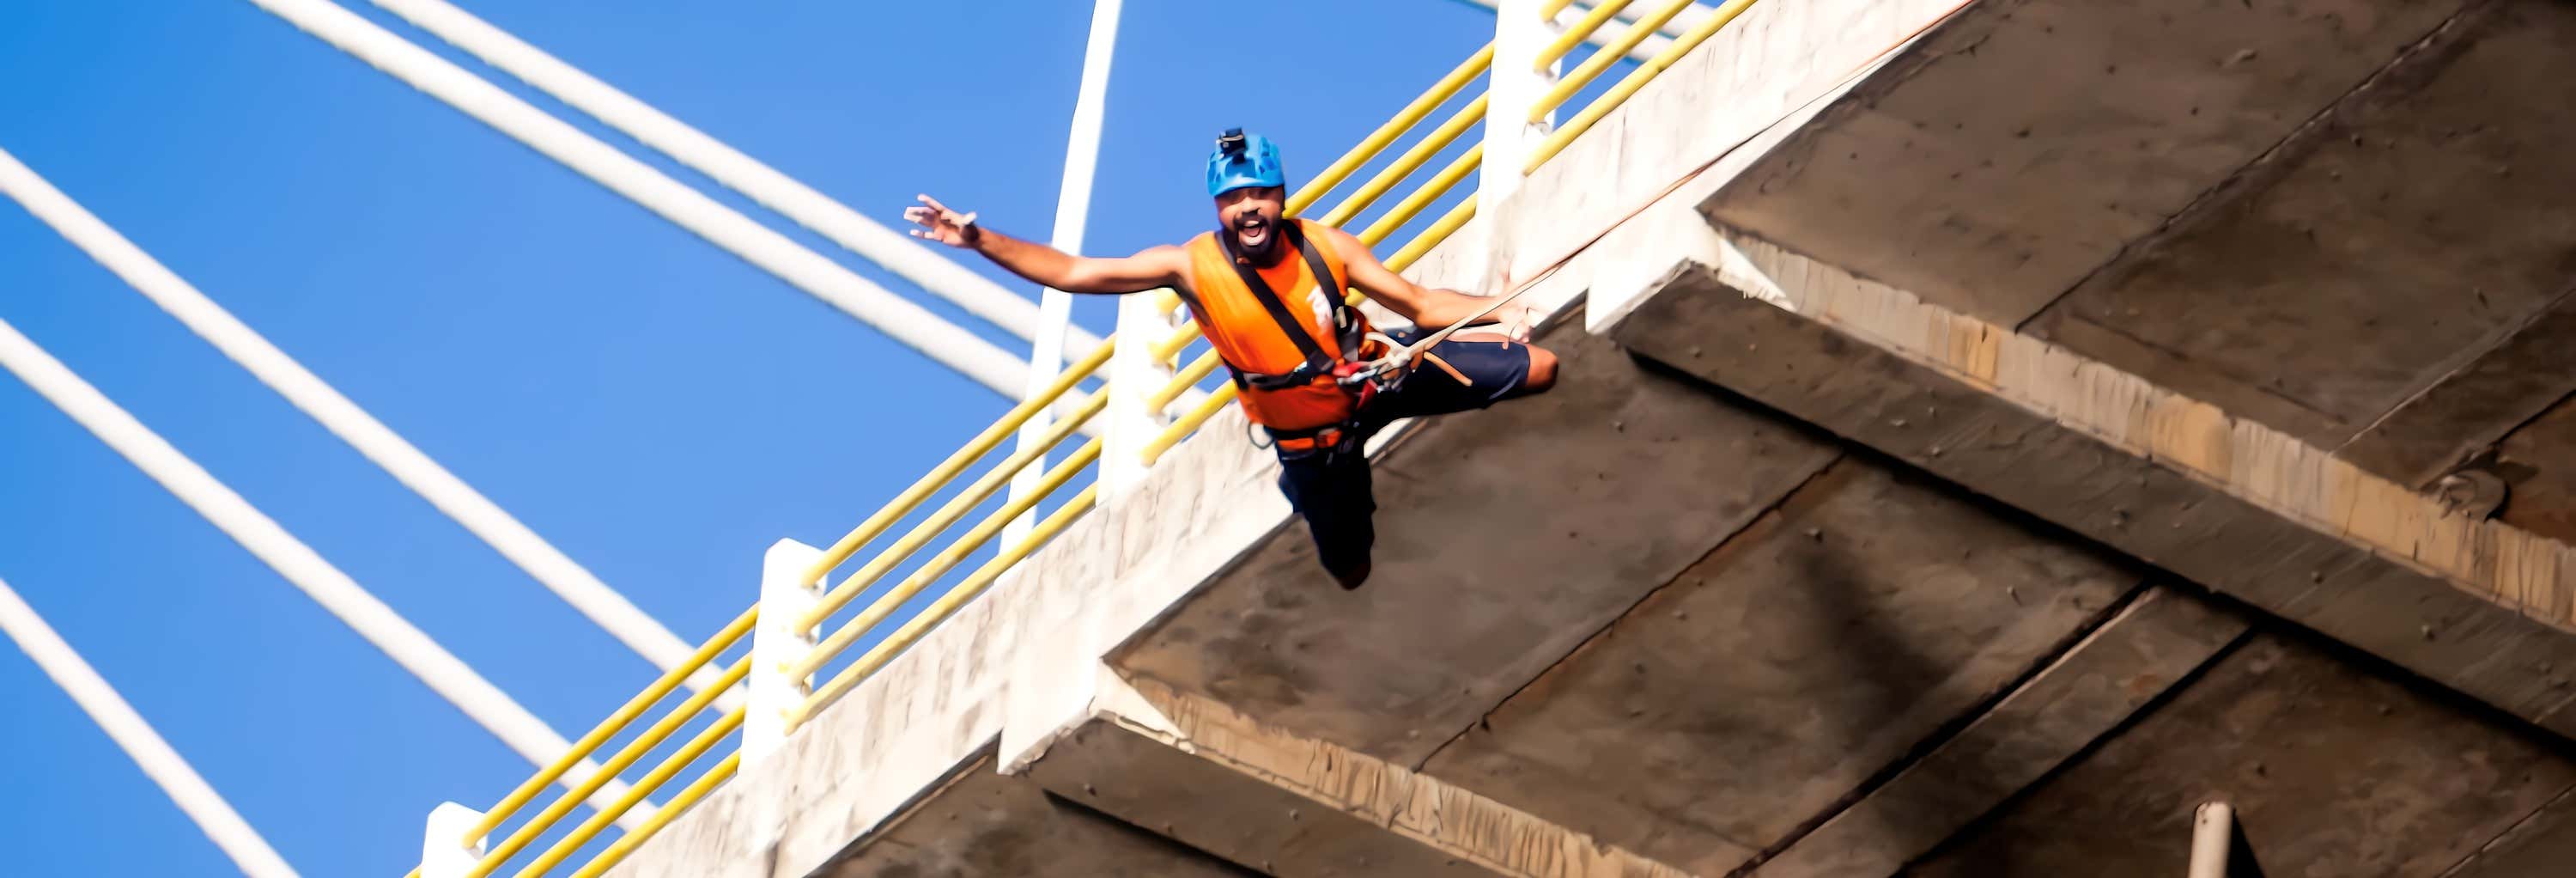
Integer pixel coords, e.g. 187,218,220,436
1177,218,1390,437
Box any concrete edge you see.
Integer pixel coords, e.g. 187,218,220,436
1487,0,1978,335
1747,585,2253,877
1099,673,1696,878
1691,229,2576,631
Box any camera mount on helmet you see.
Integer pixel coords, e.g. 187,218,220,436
1206,128,1285,198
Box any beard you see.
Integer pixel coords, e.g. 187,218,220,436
1233,208,1277,249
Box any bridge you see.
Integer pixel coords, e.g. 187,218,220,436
8,0,2575,875
542,1,2576,875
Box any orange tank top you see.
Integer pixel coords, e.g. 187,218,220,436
1179,219,1384,432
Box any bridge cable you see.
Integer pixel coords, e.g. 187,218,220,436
0,574,302,878
238,0,1048,402
0,314,653,831
0,146,740,711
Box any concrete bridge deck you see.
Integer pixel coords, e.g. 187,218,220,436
612,1,2576,875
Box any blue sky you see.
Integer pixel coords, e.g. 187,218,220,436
0,1,1621,874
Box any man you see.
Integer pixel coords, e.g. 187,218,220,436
904,129,1557,590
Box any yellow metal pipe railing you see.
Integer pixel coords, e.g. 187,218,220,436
428,7,1775,863
1528,0,1697,123
468,656,752,875
566,753,741,878
798,338,1114,591
1290,45,1494,216
513,705,746,877
1150,320,1200,364
793,485,1100,725
1132,46,1504,365
787,438,1103,686
1144,191,1480,466
1148,349,1224,412
1358,144,1483,247
1534,0,1639,69
1317,95,1488,228
461,607,754,844
1528,0,1758,172
797,393,1106,632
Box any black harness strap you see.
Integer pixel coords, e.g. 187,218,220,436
1214,220,1357,391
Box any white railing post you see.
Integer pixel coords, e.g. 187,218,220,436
744,538,825,767
1481,0,1562,214
1100,296,1180,502
1005,0,1125,547
418,802,487,878
2189,801,2235,878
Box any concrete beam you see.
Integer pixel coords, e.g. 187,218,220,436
1747,585,2251,877
608,143,1523,878
1906,631,2576,875
1110,314,1848,767
811,744,1253,878
1698,0,2477,330
2494,399,2576,548
2446,786,2576,878
2336,292,2576,491
1611,254,2576,736
1026,672,1691,878
2007,1,2576,450
1413,455,2148,874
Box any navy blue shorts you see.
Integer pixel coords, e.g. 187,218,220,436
1271,330,1537,582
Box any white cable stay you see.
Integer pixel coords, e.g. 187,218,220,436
0,574,301,878
0,315,652,831
0,146,738,711
238,0,1037,399
1006,0,1123,546
365,0,1108,359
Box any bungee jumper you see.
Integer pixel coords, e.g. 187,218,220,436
904,129,1557,590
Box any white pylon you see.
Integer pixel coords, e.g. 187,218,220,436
1006,0,1123,547
0,574,302,878
0,314,650,830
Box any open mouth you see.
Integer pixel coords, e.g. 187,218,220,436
1234,216,1272,249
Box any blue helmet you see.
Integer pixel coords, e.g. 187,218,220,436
1206,128,1285,198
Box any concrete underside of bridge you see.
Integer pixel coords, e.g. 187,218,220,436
611,0,2576,875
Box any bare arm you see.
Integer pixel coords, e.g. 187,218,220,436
1321,226,1534,337
905,194,1188,295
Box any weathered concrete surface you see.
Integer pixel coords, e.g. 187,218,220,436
1032,719,1489,878
1027,674,1689,878
1673,0,2576,649
2025,1,2576,447
1616,261,2576,739
2447,788,2576,878
1115,318,1846,766
609,0,2576,873
811,746,1250,878
1492,0,1978,332
1907,631,2576,877
607,143,1514,878
2336,295,2576,491
1704,0,2473,329
2496,395,2576,546
1413,459,2142,875
1749,586,2251,878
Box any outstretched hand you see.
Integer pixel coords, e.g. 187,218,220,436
902,194,979,247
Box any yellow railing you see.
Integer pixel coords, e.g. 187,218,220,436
416,3,1750,873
